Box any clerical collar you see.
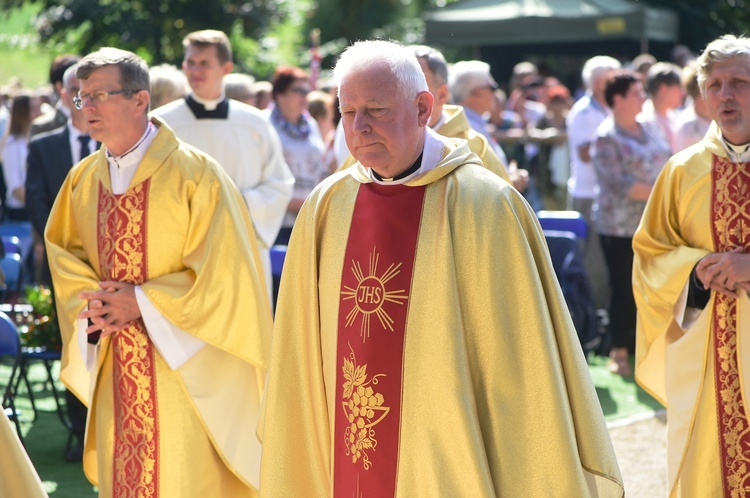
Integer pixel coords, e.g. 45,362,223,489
720,134,750,163
371,153,423,183
367,128,445,186
106,122,156,170
185,94,229,119
191,91,225,111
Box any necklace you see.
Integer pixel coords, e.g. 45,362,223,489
271,106,311,140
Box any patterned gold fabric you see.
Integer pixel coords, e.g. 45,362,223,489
46,119,271,496
709,156,750,496
97,182,159,496
259,137,623,497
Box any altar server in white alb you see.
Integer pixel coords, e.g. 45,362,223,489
153,29,294,294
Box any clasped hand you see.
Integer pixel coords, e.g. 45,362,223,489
78,281,142,338
695,247,750,298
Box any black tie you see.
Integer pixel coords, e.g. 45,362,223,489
78,135,90,161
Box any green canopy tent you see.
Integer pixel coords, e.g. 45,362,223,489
424,0,678,52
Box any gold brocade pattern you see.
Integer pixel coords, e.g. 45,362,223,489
340,247,409,343
341,343,389,470
98,181,159,498
711,156,750,497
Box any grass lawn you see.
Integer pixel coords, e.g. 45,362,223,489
1,361,96,497
0,4,53,89
588,353,663,424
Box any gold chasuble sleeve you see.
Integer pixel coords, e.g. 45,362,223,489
46,121,272,495
632,142,716,405
259,138,623,497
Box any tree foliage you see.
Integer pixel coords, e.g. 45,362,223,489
0,0,291,74
302,0,458,70
639,0,750,54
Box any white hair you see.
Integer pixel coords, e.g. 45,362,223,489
333,40,427,101
697,34,750,94
62,63,79,90
448,60,493,104
581,56,621,90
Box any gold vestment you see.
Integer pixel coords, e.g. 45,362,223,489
46,120,272,496
633,122,750,496
259,135,623,497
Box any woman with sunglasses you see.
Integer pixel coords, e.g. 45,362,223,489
269,66,329,245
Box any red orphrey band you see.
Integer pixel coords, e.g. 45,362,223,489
334,182,426,497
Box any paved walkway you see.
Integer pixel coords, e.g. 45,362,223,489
608,411,667,497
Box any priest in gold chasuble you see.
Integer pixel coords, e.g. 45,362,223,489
45,48,272,497
258,40,623,498
633,35,750,497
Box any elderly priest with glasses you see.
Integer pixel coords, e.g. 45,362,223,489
46,47,272,497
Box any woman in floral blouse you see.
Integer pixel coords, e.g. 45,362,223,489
592,69,672,376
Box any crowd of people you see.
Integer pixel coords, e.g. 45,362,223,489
1,27,749,497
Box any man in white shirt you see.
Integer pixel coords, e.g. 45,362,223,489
566,55,621,309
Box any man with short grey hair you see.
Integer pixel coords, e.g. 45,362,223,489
410,45,524,187
46,46,272,496
448,60,508,161
258,39,622,497
634,34,750,496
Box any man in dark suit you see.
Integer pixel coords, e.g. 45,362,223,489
27,64,96,283
29,54,80,138
25,63,92,462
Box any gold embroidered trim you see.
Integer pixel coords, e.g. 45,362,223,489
98,182,159,497
711,157,750,497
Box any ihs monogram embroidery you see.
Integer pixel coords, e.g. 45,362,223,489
341,247,409,342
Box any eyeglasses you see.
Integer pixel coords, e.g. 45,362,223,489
474,82,499,93
73,89,141,110
289,87,310,96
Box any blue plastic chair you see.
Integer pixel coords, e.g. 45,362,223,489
270,245,287,278
1,254,23,302
0,311,23,441
0,222,33,262
537,210,589,241
544,229,600,355
2,235,21,257
270,245,287,312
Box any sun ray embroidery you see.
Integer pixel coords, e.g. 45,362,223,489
341,342,389,470
340,247,409,342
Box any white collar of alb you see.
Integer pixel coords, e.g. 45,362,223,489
721,135,750,163
191,91,226,111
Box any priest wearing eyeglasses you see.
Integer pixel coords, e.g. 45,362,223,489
45,47,272,497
